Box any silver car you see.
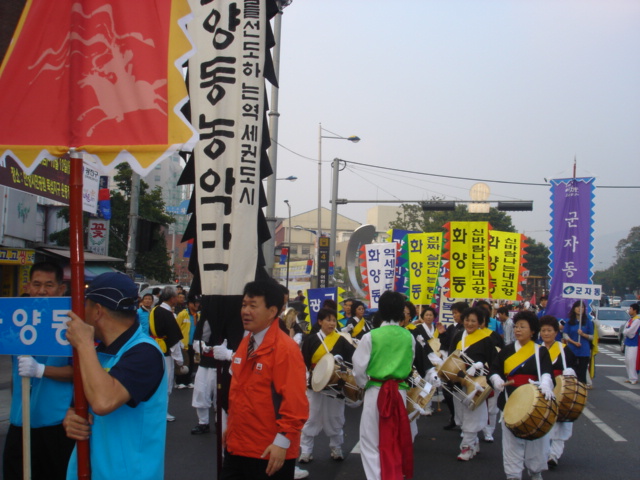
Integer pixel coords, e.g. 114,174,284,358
593,307,629,342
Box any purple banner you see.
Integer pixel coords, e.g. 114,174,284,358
391,229,418,295
546,178,595,320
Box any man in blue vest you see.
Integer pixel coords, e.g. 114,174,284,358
63,272,167,480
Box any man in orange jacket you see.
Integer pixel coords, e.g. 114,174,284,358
221,280,309,480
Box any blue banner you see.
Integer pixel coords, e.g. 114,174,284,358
306,287,338,326
0,297,73,357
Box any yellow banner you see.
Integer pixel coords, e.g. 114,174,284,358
406,232,442,305
489,231,522,300
448,222,489,299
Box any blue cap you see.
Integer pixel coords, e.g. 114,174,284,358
85,272,138,312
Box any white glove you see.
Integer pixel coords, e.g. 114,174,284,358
427,368,441,388
213,339,233,361
466,362,484,377
428,352,443,368
473,380,485,392
293,333,303,346
539,373,555,401
193,341,201,355
18,356,45,378
416,334,426,347
562,368,577,377
334,354,344,365
490,374,505,392
176,365,189,375
202,345,213,354
341,324,354,333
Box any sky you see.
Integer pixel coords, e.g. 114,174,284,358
265,0,640,270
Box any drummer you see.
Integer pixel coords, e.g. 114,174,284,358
342,300,371,340
449,306,496,461
539,315,578,470
299,308,356,464
489,311,555,480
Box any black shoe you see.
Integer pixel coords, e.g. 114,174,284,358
191,424,210,435
443,422,458,431
548,458,558,469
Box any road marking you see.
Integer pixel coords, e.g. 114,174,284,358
606,376,640,388
582,407,627,442
609,390,640,410
595,364,624,368
350,441,361,454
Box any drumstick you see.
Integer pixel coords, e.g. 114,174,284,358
504,380,515,386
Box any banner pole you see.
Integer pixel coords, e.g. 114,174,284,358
21,376,30,480
69,150,91,479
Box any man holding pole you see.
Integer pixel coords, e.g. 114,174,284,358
62,272,167,479
2,261,75,480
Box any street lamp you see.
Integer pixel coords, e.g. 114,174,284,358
318,123,360,286
264,174,298,274
284,199,292,290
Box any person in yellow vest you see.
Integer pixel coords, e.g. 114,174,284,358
298,308,355,463
448,306,496,461
175,294,200,389
342,300,370,341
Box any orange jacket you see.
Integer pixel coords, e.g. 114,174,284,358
226,320,309,459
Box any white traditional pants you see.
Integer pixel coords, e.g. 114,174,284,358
624,345,638,382
546,421,573,461
300,390,345,454
165,356,175,396
484,394,499,437
501,422,548,479
359,386,408,480
453,396,488,448
192,366,217,424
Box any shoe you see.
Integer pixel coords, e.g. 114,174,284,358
191,424,210,435
443,421,458,431
176,384,187,390
531,472,543,480
471,441,480,456
294,466,309,479
187,383,195,388
330,446,344,461
483,434,494,443
457,446,473,461
166,413,176,422
298,453,313,464
548,456,558,469
422,406,433,416
624,380,632,383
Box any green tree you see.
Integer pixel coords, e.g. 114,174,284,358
594,226,640,296
523,237,551,277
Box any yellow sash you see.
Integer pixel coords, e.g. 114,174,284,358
504,341,536,376
405,324,416,331
311,331,341,365
149,307,167,354
547,341,562,364
456,328,491,351
352,318,366,338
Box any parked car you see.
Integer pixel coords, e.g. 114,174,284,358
619,299,637,311
593,307,629,342
611,296,621,307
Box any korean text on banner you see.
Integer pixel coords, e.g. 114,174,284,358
362,243,397,309
305,288,338,326
545,178,595,319
188,0,266,295
406,232,442,305
489,231,526,301
446,222,490,299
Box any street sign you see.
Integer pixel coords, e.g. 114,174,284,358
0,297,73,357
561,283,602,300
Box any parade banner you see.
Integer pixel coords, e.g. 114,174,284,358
404,232,442,305
489,231,527,301
561,283,602,300
444,222,490,299
361,242,398,309
304,287,342,326
87,218,110,256
188,0,268,295
0,297,73,357
388,229,418,295
546,178,595,319
0,0,196,175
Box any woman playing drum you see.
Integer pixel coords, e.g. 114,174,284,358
489,311,555,480
343,300,371,340
299,308,356,463
539,315,578,469
449,307,496,461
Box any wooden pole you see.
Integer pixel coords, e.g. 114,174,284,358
21,376,30,480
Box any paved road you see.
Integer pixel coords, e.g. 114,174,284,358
2,342,639,479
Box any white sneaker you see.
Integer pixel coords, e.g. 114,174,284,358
471,441,480,456
298,453,312,464
457,446,473,461
176,384,187,389
330,446,344,461
483,433,494,443
166,413,176,422
422,406,434,416
531,473,543,480
294,466,309,479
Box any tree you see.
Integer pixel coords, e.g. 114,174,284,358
523,237,551,277
594,226,640,296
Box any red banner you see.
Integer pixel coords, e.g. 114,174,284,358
0,0,195,174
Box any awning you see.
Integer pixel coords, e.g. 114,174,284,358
38,247,124,262
62,264,121,282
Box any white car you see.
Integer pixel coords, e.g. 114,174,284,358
593,307,629,341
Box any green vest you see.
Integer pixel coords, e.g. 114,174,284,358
366,324,414,390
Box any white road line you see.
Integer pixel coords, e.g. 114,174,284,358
609,390,640,411
595,364,625,368
606,375,640,388
351,441,361,455
582,407,627,442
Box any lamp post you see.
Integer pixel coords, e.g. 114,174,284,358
264,175,297,273
317,124,359,286
284,199,292,290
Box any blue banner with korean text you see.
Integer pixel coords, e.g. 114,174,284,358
546,178,595,319
0,297,72,357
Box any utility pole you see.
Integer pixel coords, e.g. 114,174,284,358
125,172,140,279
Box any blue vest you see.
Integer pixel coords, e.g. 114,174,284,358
66,326,167,480
624,317,640,347
9,355,73,428
137,308,151,336
564,319,593,357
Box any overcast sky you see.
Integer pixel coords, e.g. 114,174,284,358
266,0,640,270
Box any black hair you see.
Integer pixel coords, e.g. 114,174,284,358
451,301,469,313
404,301,417,319
420,306,438,320
378,291,405,323
30,261,63,284
540,295,548,301
152,287,161,295
243,279,284,312
513,310,540,336
539,315,560,332
317,308,337,323
461,306,486,326
476,300,491,312
351,300,365,318
322,299,338,311
497,306,510,316
142,293,154,300
630,303,640,314
568,300,588,325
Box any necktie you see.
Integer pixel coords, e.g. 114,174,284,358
247,335,255,358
